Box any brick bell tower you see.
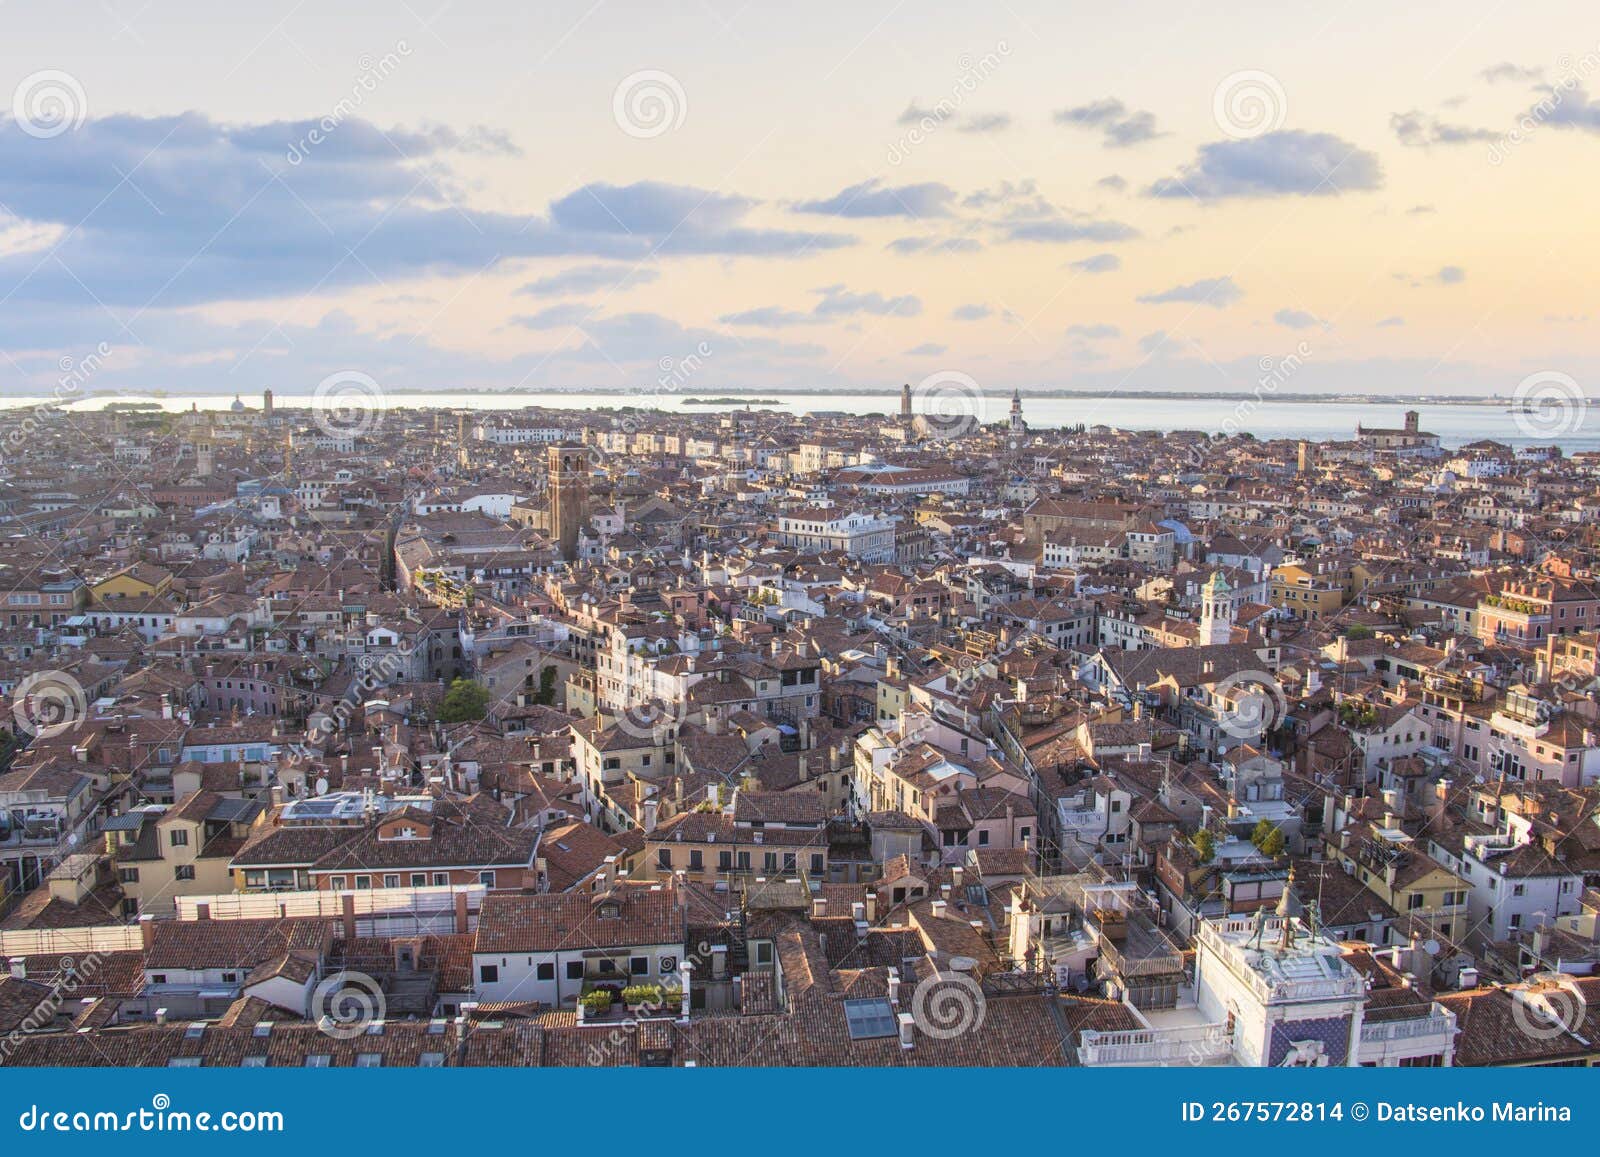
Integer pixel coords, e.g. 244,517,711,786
547,443,588,561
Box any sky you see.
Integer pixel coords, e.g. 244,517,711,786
0,0,1598,401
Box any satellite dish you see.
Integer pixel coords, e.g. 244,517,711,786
1424,939,1441,956
315,776,330,796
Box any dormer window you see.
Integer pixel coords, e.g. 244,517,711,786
597,901,620,919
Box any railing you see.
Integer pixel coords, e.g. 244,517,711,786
1359,1009,1456,1045
1080,1022,1232,1066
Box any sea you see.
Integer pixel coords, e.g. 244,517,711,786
2,389,1591,453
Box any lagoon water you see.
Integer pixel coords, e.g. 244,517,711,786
4,389,1588,452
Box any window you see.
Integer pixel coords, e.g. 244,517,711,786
479,964,499,984
329,876,346,890
356,1053,382,1067
566,962,583,980
537,962,555,981
305,1055,331,1067
420,1052,444,1067
843,998,898,1040
657,849,673,870
718,851,732,871
169,829,189,847
689,850,703,871
630,956,649,976
763,852,778,873
167,1057,202,1067
175,865,195,881
978,830,990,847
411,873,427,887
811,853,824,874
355,876,371,890
383,874,401,889
119,868,139,884
433,873,448,886
241,1056,267,1067
479,871,496,888
755,942,773,965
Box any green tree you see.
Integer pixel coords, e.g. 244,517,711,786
1191,829,1217,864
1259,827,1286,857
1251,818,1274,847
438,678,489,722
534,664,558,707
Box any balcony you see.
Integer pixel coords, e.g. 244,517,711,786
1079,1022,1232,1066
1357,1006,1457,1064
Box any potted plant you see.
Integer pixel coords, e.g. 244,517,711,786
621,983,664,1012
578,989,613,1017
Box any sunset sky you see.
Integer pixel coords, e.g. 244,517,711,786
1,0,1597,399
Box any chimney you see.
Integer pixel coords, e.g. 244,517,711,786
886,967,901,1006
8,958,23,981
865,892,877,923
811,896,828,918
1458,966,1479,989
643,799,659,834
678,961,692,1022
455,889,469,934
139,914,156,951
342,892,357,943
931,899,948,919
951,865,964,891
155,1008,169,1026
897,1011,915,1049
195,903,210,921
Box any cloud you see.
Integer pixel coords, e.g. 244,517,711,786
1137,276,1243,308
1390,110,1496,147
1482,62,1543,84
812,285,921,318
510,303,598,329
885,235,984,256
951,304,992,321
1138,330,1170,355
793,178,956,218
719,285,921,326
1147,130,1383,199
1055,98,1165,147
515,264,660,297
1273,308,1326,330
0,113,854,313
957,113,1012,134
1096,175,1128,192
718,306,820,328
905,342,947,355
1066,323,1120,339
1436,265,1466,285
1003,216,1139,244
1376,316,1405,327
1532,83,1600,133
1069,253,1122,274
